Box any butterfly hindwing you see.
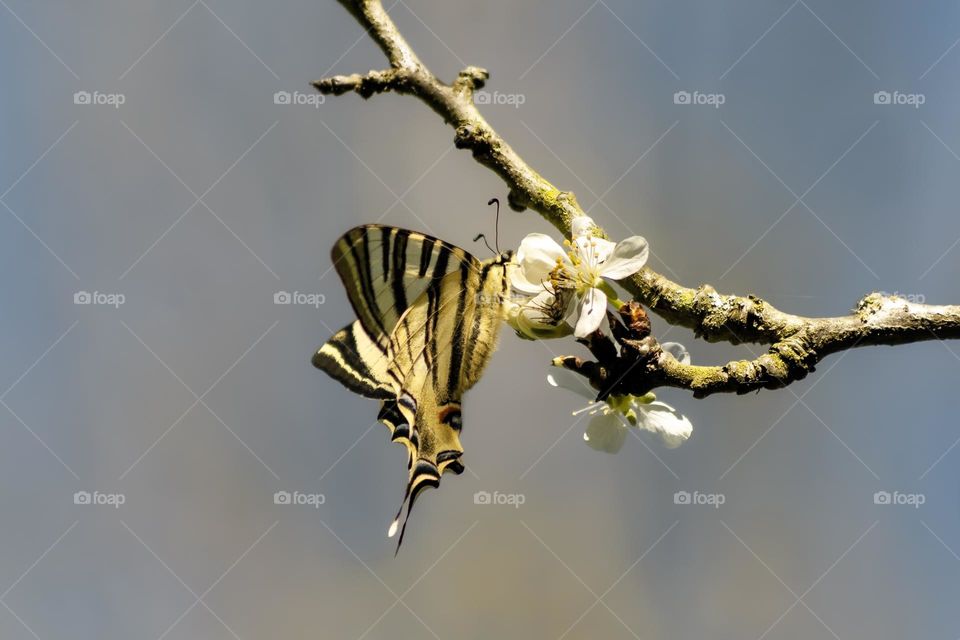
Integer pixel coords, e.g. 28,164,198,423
312,321,392,400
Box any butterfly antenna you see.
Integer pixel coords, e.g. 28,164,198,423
473,233,495,254
487,197,501,253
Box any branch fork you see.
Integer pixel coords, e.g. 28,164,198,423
315,0,960,397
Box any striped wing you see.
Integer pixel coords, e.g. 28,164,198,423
311,321,391,400
388,259,510,398
330,225,475,347
384,258,511,548
313,224,480,398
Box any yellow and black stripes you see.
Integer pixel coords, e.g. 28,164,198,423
312,321,392,400
330,225,474,347
315,224,514,552
461,256,512,387
386,253,511,403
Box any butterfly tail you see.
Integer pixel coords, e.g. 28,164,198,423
379,400,440,554
389,459,441,555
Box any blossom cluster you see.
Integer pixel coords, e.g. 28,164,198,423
505,216,693,452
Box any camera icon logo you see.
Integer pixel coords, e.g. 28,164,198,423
873,491,891,505
74,91,91,105
74,291,92,305
473,490,492,505
673,490,691,504
273,291,291,305
673,91,691,105
274,91,292,105
74,491,91,505
874,91,891,105
274,491,291,505
474,91,491,105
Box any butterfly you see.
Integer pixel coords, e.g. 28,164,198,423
313,225,513,551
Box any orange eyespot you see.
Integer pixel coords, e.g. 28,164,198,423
438,405,462,430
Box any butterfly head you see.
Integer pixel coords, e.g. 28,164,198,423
384,395,466,553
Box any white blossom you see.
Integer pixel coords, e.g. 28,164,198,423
509,216,648,338
546,342,693,453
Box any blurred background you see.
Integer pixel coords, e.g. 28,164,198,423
1,0,958,637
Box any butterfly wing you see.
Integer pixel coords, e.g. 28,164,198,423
314,223,476,394
329,225,474,348
312,321,392,400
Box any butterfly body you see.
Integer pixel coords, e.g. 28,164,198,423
313,225,513,549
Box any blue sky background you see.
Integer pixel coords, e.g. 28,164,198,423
1,1,959,638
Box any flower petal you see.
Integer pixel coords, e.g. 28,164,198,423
638,401,692,448
574,287,607,338
517,233,566,262
573,235,616,267
600,236,649,279
546,369,596,401
512,233,568,294
583,413,627,453
661,341,691,366
570,216,596,239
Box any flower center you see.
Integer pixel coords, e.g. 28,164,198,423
548,242,603,295
547,258,576,291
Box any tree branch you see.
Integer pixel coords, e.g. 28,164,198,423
557,298,960,398
315,0,960,396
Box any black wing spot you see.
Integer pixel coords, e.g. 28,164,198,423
398,391,418,413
